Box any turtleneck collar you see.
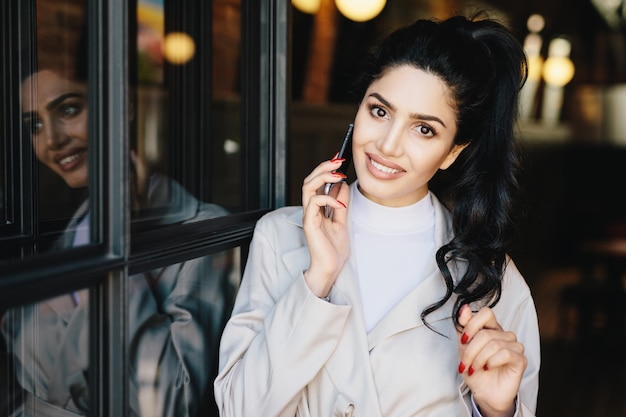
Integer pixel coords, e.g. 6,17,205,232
351,181,435,235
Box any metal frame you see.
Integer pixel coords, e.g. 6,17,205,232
0,0,288,415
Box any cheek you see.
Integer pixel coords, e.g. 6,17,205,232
70,118,89,143
32,138,48,161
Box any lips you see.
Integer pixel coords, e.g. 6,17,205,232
370,158,401,174
55,148,87,172
366,153,405,178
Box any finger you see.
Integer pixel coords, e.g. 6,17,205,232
302,158,346,186
328,182,350,223
302,160,347,207
481,344,527,374
458,304,473,328
461,331,522,373
460,307,502,344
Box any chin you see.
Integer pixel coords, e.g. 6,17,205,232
64,176,89,189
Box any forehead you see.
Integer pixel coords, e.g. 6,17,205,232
21,70,86,111
368,65,457,117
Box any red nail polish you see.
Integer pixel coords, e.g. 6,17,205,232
330,157,346,163
336,200,347,209
468,366,475,376
483,364,489,371
460,332,469,344
331,152,339,160
332,172,347,178
458,361,466,374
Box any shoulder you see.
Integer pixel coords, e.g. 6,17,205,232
493,256,537,328
254,206,304,246
248,206,308,264
501,257,532,300
254,206,303,238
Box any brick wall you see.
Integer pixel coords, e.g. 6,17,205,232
36,0,85,75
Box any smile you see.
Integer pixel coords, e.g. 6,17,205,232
370,158,401,174
59,151,85,166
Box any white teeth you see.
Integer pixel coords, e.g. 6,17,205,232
370,158,400,174
59,152,84,165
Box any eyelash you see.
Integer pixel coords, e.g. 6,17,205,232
367,102,438,137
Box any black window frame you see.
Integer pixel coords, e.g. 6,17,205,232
0,0,288,415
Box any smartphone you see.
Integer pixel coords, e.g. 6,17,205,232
323,123,353,218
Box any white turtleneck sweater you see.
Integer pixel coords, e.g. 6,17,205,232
351,184,436,331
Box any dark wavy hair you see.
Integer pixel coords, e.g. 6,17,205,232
354,14,528,329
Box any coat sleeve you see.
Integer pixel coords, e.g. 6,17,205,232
456,258,540,417
496,259,541,417
214,212,351,417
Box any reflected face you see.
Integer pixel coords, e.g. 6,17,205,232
21,70,89,188
352,65,464,207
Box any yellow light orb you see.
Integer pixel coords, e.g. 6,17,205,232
542,56,575,87
163,32,195,65
335,0,386,22
527,55,544,82
292,0,321,14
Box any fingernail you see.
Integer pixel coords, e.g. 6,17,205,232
331,157,346,163
458,361,466,374
336,200,347,208
332,172,347,178
331,152,339,160
460,332,469,344
468,366,475,376
483,364,489,371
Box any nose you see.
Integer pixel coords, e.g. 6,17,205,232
376,122,403,157
45,122,71,150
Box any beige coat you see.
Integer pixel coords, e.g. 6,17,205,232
215,185,540,417
1,176,235,417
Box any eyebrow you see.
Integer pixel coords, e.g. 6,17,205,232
368,92,447,128
45,92,85,112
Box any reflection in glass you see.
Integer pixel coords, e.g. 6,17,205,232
25,0,90,249
1,126,4,223
128,248,240,417
133,0,242,221
1,289,90,416
211,0,242,211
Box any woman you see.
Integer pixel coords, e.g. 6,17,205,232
2,66,235,417
214,15,539,417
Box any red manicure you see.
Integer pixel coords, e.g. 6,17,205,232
336,200,347,208
330,157,346,163
460,332,469,344
332,172,347,178
483,364,489,371
458,361,466,374
468,366,475,376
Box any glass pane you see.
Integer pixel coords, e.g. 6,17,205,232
131,0,242,232
127,247,240,417
22,0,90,250
210,0,241,211
1,289,90,416
0,119,4,223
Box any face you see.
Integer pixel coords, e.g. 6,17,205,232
21,70,89,188
352,65,465,207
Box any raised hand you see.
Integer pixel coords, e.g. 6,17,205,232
301,157,350,298
457,305,527,417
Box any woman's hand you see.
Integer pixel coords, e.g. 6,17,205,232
457,305,527,417
301,157,351,298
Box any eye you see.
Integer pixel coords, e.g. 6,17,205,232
368,104,388,119
24,117,43,135
60,103,82,118
416,123,436,137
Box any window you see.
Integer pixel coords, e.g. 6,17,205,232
0,0,287,416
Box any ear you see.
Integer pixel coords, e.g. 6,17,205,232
439,142,469,170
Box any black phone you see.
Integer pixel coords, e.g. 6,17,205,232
323,123,353,218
